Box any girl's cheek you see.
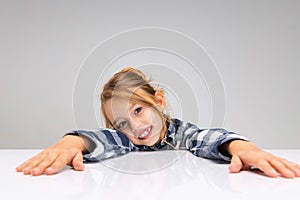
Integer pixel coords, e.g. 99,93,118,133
142,109,152,122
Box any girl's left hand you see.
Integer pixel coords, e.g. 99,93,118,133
227,140,300,178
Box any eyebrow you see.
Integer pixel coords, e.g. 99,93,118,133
112,103,136,127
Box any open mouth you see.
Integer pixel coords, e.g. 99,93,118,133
138,126,152,140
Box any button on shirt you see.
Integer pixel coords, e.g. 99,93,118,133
66,118,248,163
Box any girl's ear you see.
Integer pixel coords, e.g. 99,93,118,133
154,91,166,110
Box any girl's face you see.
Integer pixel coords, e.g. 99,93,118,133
103,94,165,146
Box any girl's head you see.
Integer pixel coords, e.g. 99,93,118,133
100,67,170,146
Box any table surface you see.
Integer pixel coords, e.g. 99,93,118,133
1,149,300,200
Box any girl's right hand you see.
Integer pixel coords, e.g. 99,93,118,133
16,135,86,176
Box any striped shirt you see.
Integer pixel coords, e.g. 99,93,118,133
66,118,247,163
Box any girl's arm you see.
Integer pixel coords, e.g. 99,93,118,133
16,128,134,176
176,119,300,178
16,135,88,176
222,140,300,178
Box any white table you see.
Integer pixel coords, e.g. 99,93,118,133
1,150,300,200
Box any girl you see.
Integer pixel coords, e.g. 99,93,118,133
16,67,300,178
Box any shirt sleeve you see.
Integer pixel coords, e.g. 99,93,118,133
65,128,137,162
179,122,248,161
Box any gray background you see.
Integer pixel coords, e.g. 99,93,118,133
1,0,299,149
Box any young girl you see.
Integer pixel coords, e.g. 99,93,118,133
16,67,300,178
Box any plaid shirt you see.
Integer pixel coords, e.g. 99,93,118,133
66,118,247,163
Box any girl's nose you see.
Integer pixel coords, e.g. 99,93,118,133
130,118,142,134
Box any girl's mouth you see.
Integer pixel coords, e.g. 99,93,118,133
138,126,152,140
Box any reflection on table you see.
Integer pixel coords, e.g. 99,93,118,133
1,150,300,200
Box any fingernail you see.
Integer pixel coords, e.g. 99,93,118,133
285,170,295,178
23,167,31,174
31,167,40,175
295,168,300,177
45,167,53,174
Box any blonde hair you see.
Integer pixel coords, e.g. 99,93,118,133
100,67,170,141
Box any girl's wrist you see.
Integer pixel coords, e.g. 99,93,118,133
62,135,87,152
227,140,258,156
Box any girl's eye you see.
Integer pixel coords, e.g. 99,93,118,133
118,121,127,129
134,107,142,115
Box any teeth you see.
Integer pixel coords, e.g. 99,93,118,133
139,127,151,138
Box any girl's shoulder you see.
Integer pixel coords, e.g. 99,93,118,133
169,118,200,131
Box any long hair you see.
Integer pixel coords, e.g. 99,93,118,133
100,67,170,141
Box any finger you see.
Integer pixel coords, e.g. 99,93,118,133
22,157,45,175
256,159,279,178
270,158,296,178
16,152,46,172
229,154,243,173
72,152,84,171
30,152,59,176
21,154,48,175
44,153,70,175
278,158,300,177
16,162,28,172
